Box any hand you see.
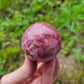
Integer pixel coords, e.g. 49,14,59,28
1,55,59,84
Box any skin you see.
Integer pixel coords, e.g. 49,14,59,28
0,55,59,84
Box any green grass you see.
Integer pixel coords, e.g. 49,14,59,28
0,0,84,83
74,49,84,62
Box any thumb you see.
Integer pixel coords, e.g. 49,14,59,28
41,59,55,84
1,55,37,84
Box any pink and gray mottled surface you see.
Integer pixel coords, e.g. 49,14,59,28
22,22,61,62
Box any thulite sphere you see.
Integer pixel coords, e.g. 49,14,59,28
22,22,61,62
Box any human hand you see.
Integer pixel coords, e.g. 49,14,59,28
1,55,59,84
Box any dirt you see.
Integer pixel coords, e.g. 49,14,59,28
55,44,84,84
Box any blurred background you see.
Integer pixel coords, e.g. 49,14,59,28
0,0,84,84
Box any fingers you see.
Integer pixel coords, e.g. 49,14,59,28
53,56,60,81
41,59,55,84
1,55,37,84
26,63,44,83
36,59,59,83
36,63,45,75
27,58,59,84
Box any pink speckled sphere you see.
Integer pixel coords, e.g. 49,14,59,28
22,22,61,62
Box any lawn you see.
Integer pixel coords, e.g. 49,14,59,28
0,0,84,84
